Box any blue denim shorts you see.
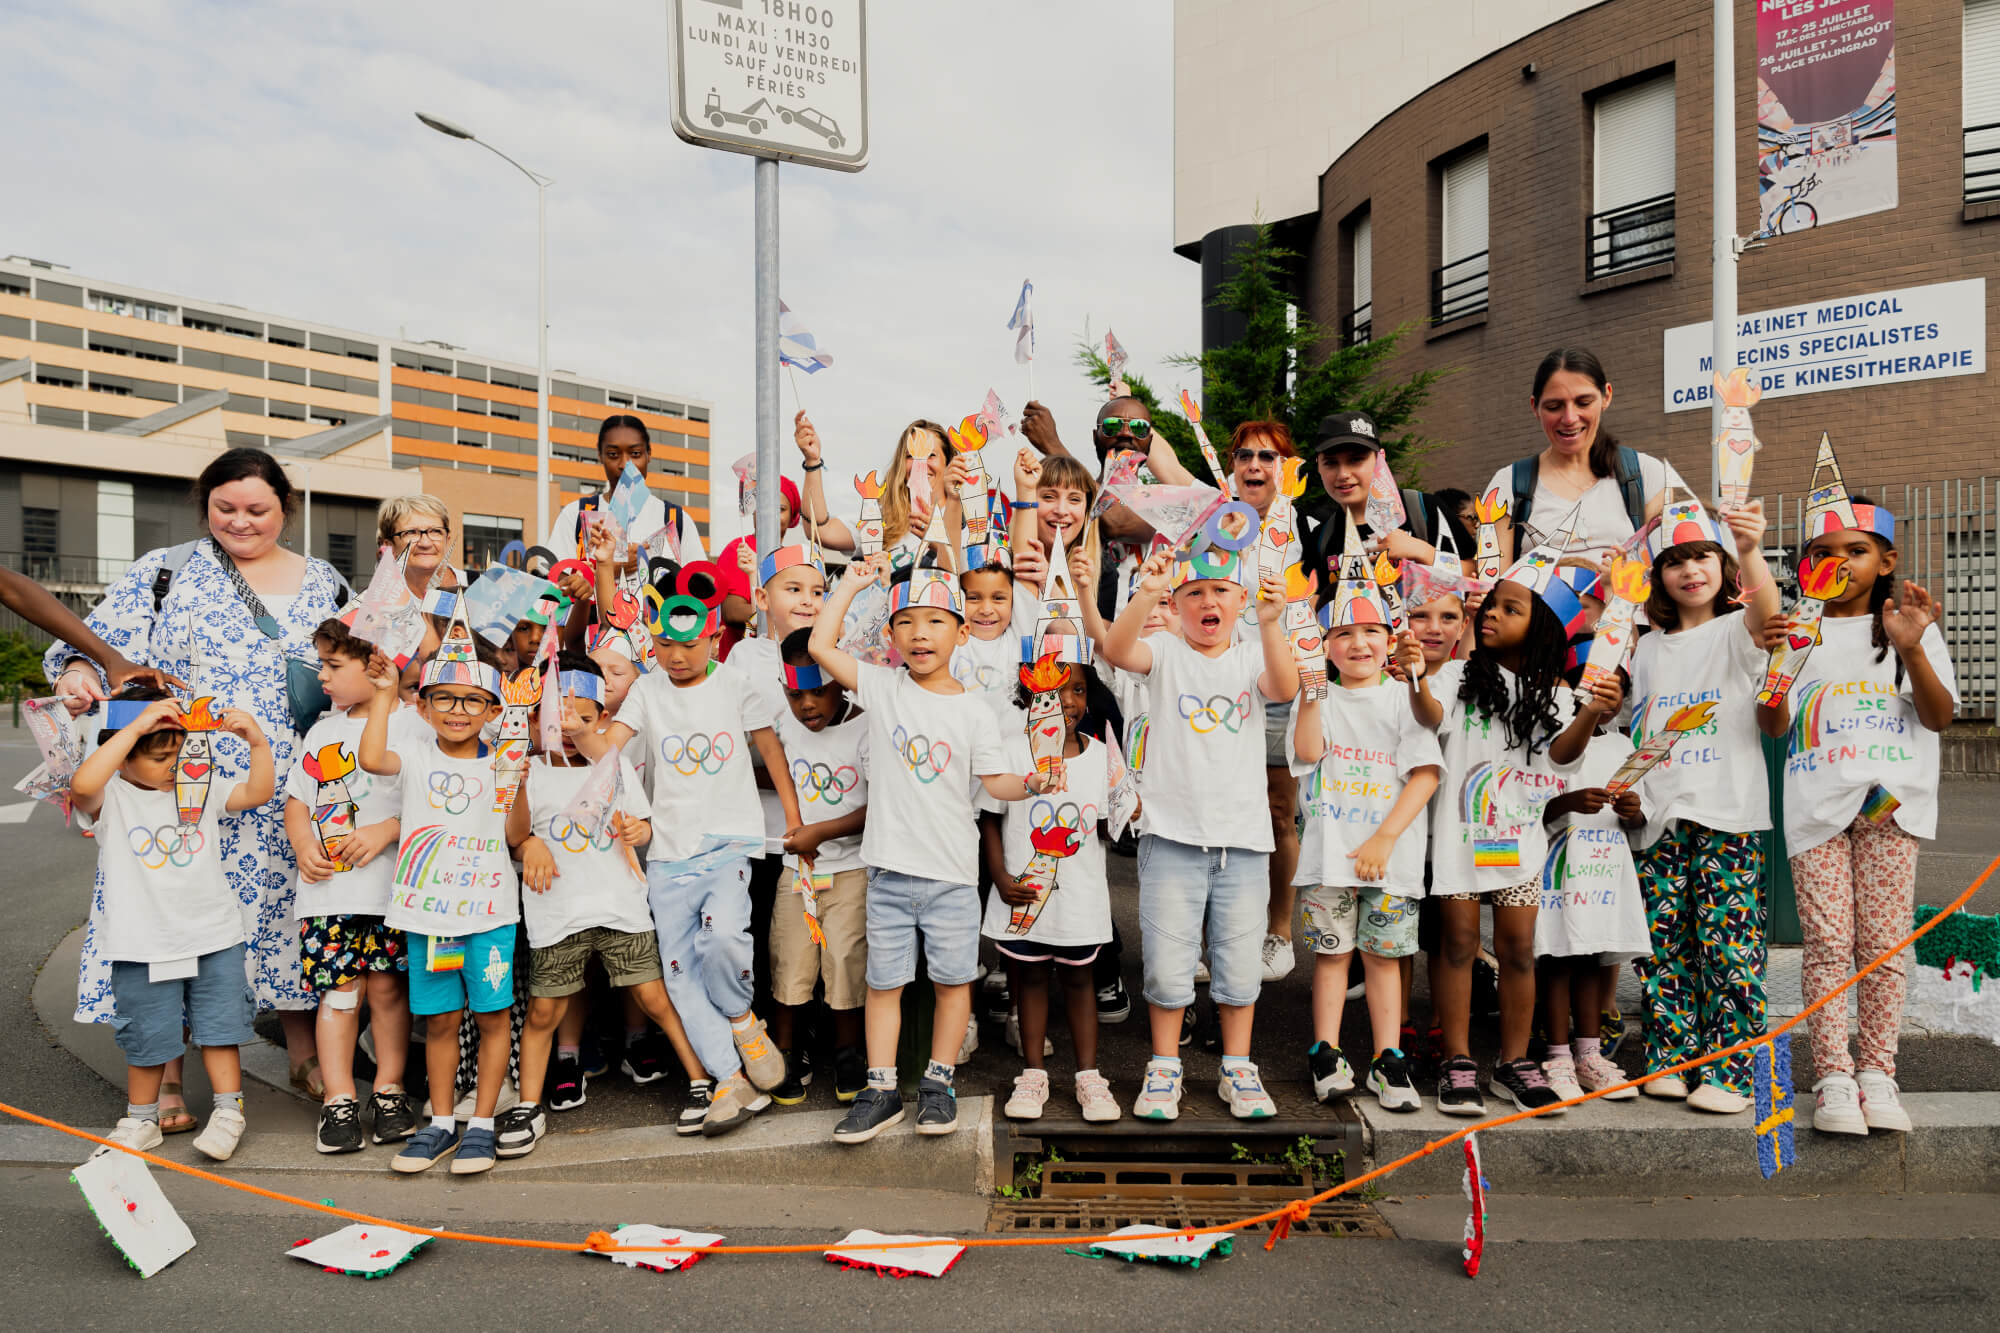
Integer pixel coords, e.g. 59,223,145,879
108,944,255,1067
407,923,519,1016
1136,834,1269,1009
864,870,980,989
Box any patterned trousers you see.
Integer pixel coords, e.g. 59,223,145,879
1636,823,1766,1094
1790,813,1918,1079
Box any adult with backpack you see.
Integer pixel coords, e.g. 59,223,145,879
1487,348,1688,569
47,447,352,1116
1298,409,1476,588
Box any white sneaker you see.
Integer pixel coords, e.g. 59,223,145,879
1075,1070,1121,1123
192,1106,246,1162
1541,1055,1585,1104
1003,1068,1050,1120
1004,1010,1053,1058
1574,1052,1638,1100
1641,1073,1689,1100
1192,958,1211,985
1856,1070,1913,1133
106,1117,164,1154
1219,1061,1277,1120
1132,1059,1184,1121
1812,1074,1868,1135
956,1014,980,1064
1260,934,1295,982
445,1080,520,1122
1687,1082,1752,1115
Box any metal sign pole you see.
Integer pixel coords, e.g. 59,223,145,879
1711,0,1738,442
754,156,781,556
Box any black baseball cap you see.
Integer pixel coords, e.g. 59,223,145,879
1313,410,1383,454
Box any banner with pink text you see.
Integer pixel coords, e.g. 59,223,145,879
1755,0,1896,237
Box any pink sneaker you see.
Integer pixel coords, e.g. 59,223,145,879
1575,1052,1638,1100
1074,1069,1120,1122
1004,1069,1049,1120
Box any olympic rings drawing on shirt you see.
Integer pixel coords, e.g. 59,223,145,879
1178,691,1253,735
661,731,736,777
792,759,861,805
427,771,482,815
548,816,616,854
891,727,953,784
1029,798,1097,835
128,823,204,870
953,660,1000,690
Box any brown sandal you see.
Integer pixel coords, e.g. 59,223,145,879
290,1056,325,1100
158,1081,198,1134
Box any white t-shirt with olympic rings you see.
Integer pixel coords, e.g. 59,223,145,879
96,773,246,964
777,707,869,875
385,733,521,937
284,707,424,920
981,732,1120,947
855,662,1008,886
1136,634,1276,852
619,663,775,863
519,755,655,948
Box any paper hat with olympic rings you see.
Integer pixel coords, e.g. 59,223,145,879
646,590,722,643
1323,557,1391,628
419,657,505,700
757,541,827,589
889,569,963,621
1497,500,1591,635
783,661,829,690
1170,540,1254,592
557,670,604,703
1644,485,1731,561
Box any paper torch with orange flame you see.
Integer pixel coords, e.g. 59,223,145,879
1756,556,1850,708
171,696,225,829
492,667,543,815
300,743,360,871
1020,654,1072,794
1372,550,1408,632
793,855,830,949
1284,563,1328,701
1007,821,1085,935
1575,553,1653,705
1177,389,1230,490
1606,700,1719,794
948,414,991,549
853,470,886,558
1474,488,1509,581
1257,457,1309,598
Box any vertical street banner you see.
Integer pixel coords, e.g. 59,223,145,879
1756,0,1896,236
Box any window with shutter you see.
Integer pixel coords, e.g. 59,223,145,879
1436,147,1489,321
1968,0,2000,204
1591,71,1676,277
1349,212,1373,346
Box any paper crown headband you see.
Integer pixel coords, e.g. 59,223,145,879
1806,498,1895,545
1498,501,1591,634
889,569,964,620
419,658,505,700
1019,631,1092,665
558,670,604,704
102,698,167,732
585,622,644,663
1645,486,1731,560
782,661,828,690
1553,563,1605,604
1323,556,1390,628
758,542,827,588
646,593,722,643
1171,540,1254,592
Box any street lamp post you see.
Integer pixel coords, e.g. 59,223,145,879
416,112,554,541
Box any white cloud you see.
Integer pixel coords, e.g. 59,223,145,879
2,0,1201,545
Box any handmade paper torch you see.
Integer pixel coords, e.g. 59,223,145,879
492,668,542,815
1605,700,1719,794
1756,556,1849,708
793,855,829,949
1007,822,1085,936
1474,488,1508,581
1177,388,1230,490
1710,368,1763,511
1020,654,1072,795
906,428,948,544
1257,457,1307,596
1372,550,1408,633
299,743,360,871
852,471,885,558
173,696,225,829
1284,563,1328,701
948,415,991,551
1574,552,1652,705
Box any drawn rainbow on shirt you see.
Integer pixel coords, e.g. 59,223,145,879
1460,761,1511,827
1126,715,1150,774
392,824,450,889
1786,679,1832,755
1540,826,1575,895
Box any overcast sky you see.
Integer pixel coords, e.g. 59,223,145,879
3,0,1201,546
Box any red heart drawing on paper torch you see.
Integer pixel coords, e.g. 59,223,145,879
180,763,211,779
1787,633,1814,651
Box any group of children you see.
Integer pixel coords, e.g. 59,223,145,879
80,408,1956,1175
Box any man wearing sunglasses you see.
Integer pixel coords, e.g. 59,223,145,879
1022,396,1165,551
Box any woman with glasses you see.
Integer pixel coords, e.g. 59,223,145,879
376,495,464,598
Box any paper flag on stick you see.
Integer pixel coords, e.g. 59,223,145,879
793,856,828,948
71,1148,196,1279
825,1230,964,1279
462,566,561,647
1089,449,1150,521
1086,1226,1233,1268
1710,368,1764,510
1752,1035,1798,1179
731,452,757,521
1604,701,1718,794
1473,488,1508,581
976,388,1015,441
1461,1133,1488,1278
777,300,834,373
1755,555,1849,708
1177,389,1230,491
1103,329,1129,394
286,1223,433,1278
341,544,429,668
557,749,644,880
1799,432,1857,541
1365,451,1406,537
1006,820,1083,936
1104,478,1230,554
15,695,83,816
1007,281,1034,364
587,1225,724,1273
1573,552,1651,705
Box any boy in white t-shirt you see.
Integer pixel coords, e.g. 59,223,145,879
1099,545,1299,1123
573,577,803,1133
282,619,416,1156
359,618,521,1177
74,688,273,1163
810,561,1053,1144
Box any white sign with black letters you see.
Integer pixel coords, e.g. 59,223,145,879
668,0,868,172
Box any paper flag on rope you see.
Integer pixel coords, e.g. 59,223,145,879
1755,555,1849,708
1461,1133,1488,1278
824,1230,964,1279
777,300,833,373
1711,368,1764,510
72,1149,196,1279
341,544,429,668
1752,1035,1798,1179
586,1224,724,1273
1006,280,1034,364
1086,1226,1233,1268
1176,389,1230,490
287,1223,433,1278
462,566,561,647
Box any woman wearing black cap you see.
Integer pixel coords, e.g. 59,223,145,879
1298,410,1473,592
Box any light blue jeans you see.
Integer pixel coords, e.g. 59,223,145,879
864,870,980,989
1137,834,1269,1009
647,854,753,1081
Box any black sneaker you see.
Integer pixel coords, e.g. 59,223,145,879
548,1055,588,1111
316,1097,364,1154
1367,1050,1421,1112
1490,1057,1566,1114
677,1079,713,1136
979,971,1012,1024
369,1088,420,1144
1178,1005,1196,1048
1437,1055,1486,1117
580,1033,610,1079
621,1035,667,1086
1095,976,1132,1024
1196,998,1222,1053
833,1086,904,1144
1470,957,1501,1020
770,1048,813,1106
832,1046,866,1103
914,1077,958,1135
495,1102,546,1158
1308,1042,1355,1102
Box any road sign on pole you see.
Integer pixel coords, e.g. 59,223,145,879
667,0,870,172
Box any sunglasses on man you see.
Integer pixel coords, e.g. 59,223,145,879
1098,416,1153,441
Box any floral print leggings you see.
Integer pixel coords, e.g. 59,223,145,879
1790,813,1918,1079
1636,823,1766,1095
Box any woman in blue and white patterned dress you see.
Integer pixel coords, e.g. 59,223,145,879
49,449,348,1105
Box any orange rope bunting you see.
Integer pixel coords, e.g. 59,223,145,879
8,853,1993,1262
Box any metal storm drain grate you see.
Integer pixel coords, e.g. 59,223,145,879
986,1195,1389,1239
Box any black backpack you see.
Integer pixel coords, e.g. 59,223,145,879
1508,446,1647,539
